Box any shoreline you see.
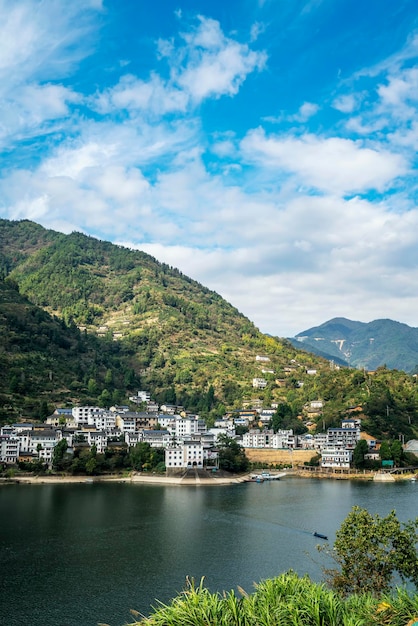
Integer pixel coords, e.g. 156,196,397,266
0,471,252,486
1,468,416,486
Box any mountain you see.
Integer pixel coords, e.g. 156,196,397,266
290,317,418,372
2,219,418,442
0,219,325,422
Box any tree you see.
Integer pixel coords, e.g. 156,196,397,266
379,441,392,461
85,457,97,475
271,403,307,435
352,439,368,469
390,439,404,467
98,388,111,407
87,378,98,395
217,435,249,473
319,506,418,596
52,438,68,470
129,442,152,470
38,400,50,421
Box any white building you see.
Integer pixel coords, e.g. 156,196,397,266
183,440,204,468
252,378,267,389
208,427,235,441
327,427,360,450
137,390,151,402
321,447,352,468
28,430,59,462
313,433,328,450
174,416,206,439
85,430,108,454
0,435,19,464
87,411,116,431
157,415,176,430
165,445,184,468
72,406,102,426
115,412,137,432
142,430,171,448
242,429,294,449
165,441,204,469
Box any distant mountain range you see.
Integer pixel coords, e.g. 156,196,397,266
290,317,418,372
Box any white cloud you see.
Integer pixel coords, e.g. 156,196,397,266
332,93,364,113
0,0,100,147
126,194,418,336
0,0,100,86
377,67,418,125
2,4,418,339
93,73,189,116
288,102,319,122
92,15,267,117
166,16,267,103
240,129,406,195
0,84,80,148
250,21,266,42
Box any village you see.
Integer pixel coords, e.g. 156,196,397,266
0,383,397,474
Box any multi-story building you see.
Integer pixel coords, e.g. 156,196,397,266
142,430,171,448
321,447,352,468
72,406,102,426
0,435,19,464
165,441,204,469
242,429,294,449
327,427,360,450
28,429,60,462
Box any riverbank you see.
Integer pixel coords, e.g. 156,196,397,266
295,467,418,481
2,467,416,485
0,470,252,486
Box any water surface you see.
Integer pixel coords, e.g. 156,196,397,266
1,477,417,626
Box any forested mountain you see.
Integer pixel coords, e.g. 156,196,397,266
291,317,418,372
1,219,418,441
0,219,320,421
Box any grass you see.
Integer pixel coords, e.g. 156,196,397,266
129,572,418,626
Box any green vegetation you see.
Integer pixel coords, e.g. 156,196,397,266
319,506,418,596
128,571,418,626
47,439,164,475
1,218,418,444
217,434,250,473
128,506,418,625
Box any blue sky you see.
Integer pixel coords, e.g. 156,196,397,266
1,0,418,337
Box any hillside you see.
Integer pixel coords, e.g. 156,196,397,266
0,219,323,420
291,317,418,372
1,219,418,441
0,277,143,422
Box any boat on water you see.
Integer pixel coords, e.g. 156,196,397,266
248,472,282,483
260,472,281,480
313,532,328,540
249,474,265,482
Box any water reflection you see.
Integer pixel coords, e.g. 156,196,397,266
1,479,417,626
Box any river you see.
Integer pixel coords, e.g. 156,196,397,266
1,477,417,626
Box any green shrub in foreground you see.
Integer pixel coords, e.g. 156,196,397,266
129,572,418,626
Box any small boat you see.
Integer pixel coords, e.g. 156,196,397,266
313,532,328,540
260,472,281,481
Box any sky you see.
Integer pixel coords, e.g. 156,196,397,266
1,0,418,337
